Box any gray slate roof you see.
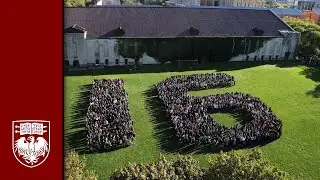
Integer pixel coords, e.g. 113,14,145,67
64,6,294,38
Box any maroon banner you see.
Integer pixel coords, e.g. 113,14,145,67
0,1,62,179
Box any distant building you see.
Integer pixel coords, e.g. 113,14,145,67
303,8,320,22
201,0,265,7
168,0,264,7
92,0,121,6
276,0,288,4
168,0,201,6
297,0,320,10
270,8,303,18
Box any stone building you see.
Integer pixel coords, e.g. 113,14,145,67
64,6,300,68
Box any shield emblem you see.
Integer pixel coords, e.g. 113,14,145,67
12,120,50,168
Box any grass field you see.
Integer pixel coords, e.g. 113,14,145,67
64,62,320,179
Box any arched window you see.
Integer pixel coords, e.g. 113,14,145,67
95,41,100,60
104,40,109,57
73,42,78,58
134,41,138,54
114,42,118,55
255,40,260,50
64,42,68,59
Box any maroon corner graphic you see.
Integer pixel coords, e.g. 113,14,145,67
12,120,50,168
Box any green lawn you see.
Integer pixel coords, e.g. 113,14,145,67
65,62,320,180
210,113,239,127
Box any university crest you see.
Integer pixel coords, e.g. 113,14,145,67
12,120,50,168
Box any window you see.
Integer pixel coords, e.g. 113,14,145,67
64,60,69,68
255,40,260,50
64,42,68,59
73,42,78,58
261,55,264,60
124,41,128,55
269,56,272,60
95,41,100,60
247,40,251,53
104,40,109,57
125,59,128,65
105,59,109,65
115,59,119,65
134,41,138,54
114,42,118,55
73,60,79,67
241,39,245,46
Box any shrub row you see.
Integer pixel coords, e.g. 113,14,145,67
111,149,289,180
86,79,136,151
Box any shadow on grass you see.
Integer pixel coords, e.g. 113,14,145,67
300,67,320,98
65,84,91,154
144,87,275,155
65,61,302,77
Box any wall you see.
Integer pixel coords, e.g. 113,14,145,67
94,0,121,5
230,31,300,61
169,0,201,5
64,33,86,66
85,39,136,66
219,0,265,7
311,9,320,23
64,33,300,67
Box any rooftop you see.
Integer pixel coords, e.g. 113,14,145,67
64,6,294,38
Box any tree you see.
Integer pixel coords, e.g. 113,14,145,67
204,149,289,180
64,0,92,7
121,0,136,4
111,149,289,180
284,17,320,56
64,151,98,180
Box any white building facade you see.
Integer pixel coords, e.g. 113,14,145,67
64,7,300,68
64,32,159,67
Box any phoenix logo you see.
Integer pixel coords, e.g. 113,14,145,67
12,120,50,168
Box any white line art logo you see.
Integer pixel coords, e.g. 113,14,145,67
12,120,50,168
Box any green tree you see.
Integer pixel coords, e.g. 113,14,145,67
121,0,137,5
204,149,289,180
284,17,320,56
64,0,91,7
64,151,98,180
111,154,203,180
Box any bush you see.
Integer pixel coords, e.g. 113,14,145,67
110,155,203,180
111,150,289,180
204,149,289,180
64,151,98,180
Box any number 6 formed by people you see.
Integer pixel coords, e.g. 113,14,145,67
156,73,282,148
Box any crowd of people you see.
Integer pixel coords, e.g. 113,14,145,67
156,73,282,148
86,79,136,151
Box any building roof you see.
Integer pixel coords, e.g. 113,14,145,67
64,6,294,38
270,8,302,16
64,24,86,33
314,8,320,15
297,0,320,2
190,5,302,15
